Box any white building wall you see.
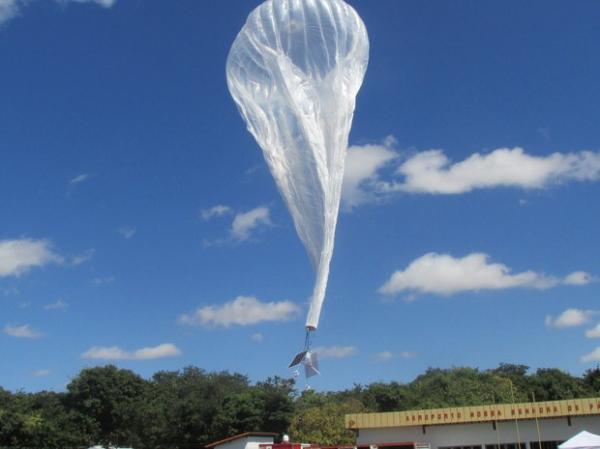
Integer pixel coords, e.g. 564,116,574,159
357,416,600,449
217,436,275,449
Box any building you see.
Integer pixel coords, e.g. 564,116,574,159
345,397,600,449
206,433,427,449
205,432,279,449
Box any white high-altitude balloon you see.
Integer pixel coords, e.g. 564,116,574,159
226,0,369,330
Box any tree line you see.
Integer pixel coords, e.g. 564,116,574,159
1,364,600,449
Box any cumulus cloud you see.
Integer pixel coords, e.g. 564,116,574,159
63,0,117,7
71,248,94,266
314,346,357,359
81,343,181,360
373,350,416,362
373,351,394,362
0,238,62,277
93,276,115,285
585,324,600,339
343,142,600,203
388,147,600,194
33,369,51,377
564,271,594,286
201,205,232,221
379,252,564,297
581,348,600,363
0,0,19,25
179,296,301,328
4,324,43,339
44,299,68,310
231,207,271,241
1,0,117,26
546,309,598,329
201,205,273,246
342,137,398,209
117,227,137,239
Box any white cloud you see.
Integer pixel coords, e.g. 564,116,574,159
179,296,301,328
69,173,90,185
81,343,181,360
93,276,115,285
581,348,600,363
342,137,398,209
0,0,18,25
251,332,264,342
201,238,226,248
201,205,232,221
343,142,600,203
202,206,272,245
1,0,117,26
384,147,600,195
44,299,68,310
379,252,560,297
314,345,357,359
231,207,271,241
373,350,416,362
546,309,598,329
71,248,94,266
586,324,600,339
0,238,62,277
4,324,43,339
33,369,51,377
564,271,594,286
64,0,117,7
117,227,137,239
373,351,394,362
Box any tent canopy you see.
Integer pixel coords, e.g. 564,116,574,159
559,431,600,449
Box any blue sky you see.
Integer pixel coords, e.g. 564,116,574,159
1,0,599,393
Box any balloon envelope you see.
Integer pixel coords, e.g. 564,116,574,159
226,0,369,330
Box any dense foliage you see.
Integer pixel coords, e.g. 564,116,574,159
1,364,600,449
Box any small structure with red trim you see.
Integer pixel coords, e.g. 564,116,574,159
206,432,279,449
323,443,429,449
257,435,323,449
206,433,428,449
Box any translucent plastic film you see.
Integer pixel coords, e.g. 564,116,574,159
226,0,369,330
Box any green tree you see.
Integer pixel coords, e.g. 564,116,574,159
138,367,251,449
289,393,365,445
211,376,294,441
362,382,411,412
530,368,587,401
583,366,600,395
65,365,147,448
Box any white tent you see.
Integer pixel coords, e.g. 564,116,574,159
88,446,134,449
559,431,600,449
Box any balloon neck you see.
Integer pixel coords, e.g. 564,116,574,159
304,328,316,351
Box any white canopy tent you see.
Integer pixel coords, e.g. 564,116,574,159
88,446,134,449
559,431,600,449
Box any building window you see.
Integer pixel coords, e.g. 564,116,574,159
373,446,416,449
529,441,562,449
440,445,482,449
485,442,525,449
